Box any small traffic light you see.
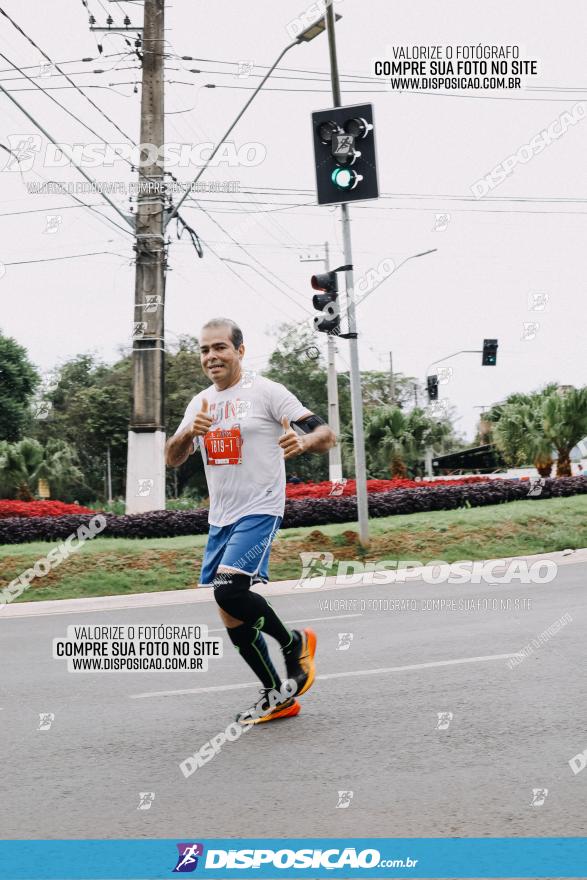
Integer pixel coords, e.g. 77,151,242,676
427,375,439,401
311,103,379,206
482,339,498,366
311,271,339,334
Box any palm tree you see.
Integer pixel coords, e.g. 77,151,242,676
361,406,454,478
0,438,84,499
404,408,453,471
493,400,554,477
542,387,587,477
361,407,410,477
0,438,38,499
491,385,587,478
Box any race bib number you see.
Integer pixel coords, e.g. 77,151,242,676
204,426,243,465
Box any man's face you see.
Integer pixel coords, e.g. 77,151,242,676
199,325,244,389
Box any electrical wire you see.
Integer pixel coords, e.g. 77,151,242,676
0,50,137,178
195,238,300,322
2,249,132,266
196,203,312,315
0,63,140,82
172,53,587,98
0,6,139,145
201,83,383,94
0,52,127,75
201,201,317,308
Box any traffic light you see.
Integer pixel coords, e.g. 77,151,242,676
427,375,439,401
311,270,340,334
311,103,379,206
482,339,498,366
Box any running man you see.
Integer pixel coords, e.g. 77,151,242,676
165,318,336,723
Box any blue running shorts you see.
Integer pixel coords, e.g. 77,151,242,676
200,514,282,586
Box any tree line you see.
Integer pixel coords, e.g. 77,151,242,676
4,323,543,504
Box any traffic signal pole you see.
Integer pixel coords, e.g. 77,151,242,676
125,0,166,513
325,4,370,545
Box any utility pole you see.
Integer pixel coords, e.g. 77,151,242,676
125,0,166,514
389,351,395,405
324,241,343,481
325,5,369,545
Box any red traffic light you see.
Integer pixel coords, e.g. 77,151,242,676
311,271,338,293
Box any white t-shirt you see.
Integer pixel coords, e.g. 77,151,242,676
173,373,311,527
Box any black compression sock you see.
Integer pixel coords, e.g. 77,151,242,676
227,622,282,691
283,629,301,655
254,599,294,650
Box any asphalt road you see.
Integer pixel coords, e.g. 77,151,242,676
1,558,586,841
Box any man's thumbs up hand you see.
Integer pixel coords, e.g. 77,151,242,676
279,415,306,459
191,398,213,437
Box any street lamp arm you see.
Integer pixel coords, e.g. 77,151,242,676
165,38,299,227
396,248,437,271
353,247,437,312
425,349,481,377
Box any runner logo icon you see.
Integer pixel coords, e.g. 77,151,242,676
173,843,204,872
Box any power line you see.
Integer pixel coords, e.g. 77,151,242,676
404,89,586,104
199,82,586,102
174,238,327,250
0,144,134,239
0,53,127,75
0,62,140,82
172,53,587,98
111,0,128,17
2,84,135,94
173,197,587,217
180,201,312,214
0,6,139,145
201,83,383,94
0,31,172,234
162,81,308,256
0,51,138,176
3,250,132,267
186,66,378,85
0,83,135,232
197,239,300,323
196,202,312,315
209,185,587,207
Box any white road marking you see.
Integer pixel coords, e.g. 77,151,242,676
131,681,257,699
318,652,518,680
129,651,519,700
207,612,362,633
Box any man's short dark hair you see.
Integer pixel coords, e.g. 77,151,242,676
201,318,243,350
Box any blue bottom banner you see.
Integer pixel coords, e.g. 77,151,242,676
0,838,585,879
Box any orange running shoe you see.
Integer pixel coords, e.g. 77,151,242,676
237,689,301,725
284,628,317,697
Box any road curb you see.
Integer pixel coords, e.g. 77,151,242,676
1,547,585,619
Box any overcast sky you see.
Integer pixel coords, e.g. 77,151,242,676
1,0,585,440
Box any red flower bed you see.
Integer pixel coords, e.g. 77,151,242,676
286,476,493,499
0,500,95,518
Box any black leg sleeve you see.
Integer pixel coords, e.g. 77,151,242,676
214,573,293,649
226,622,282,690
